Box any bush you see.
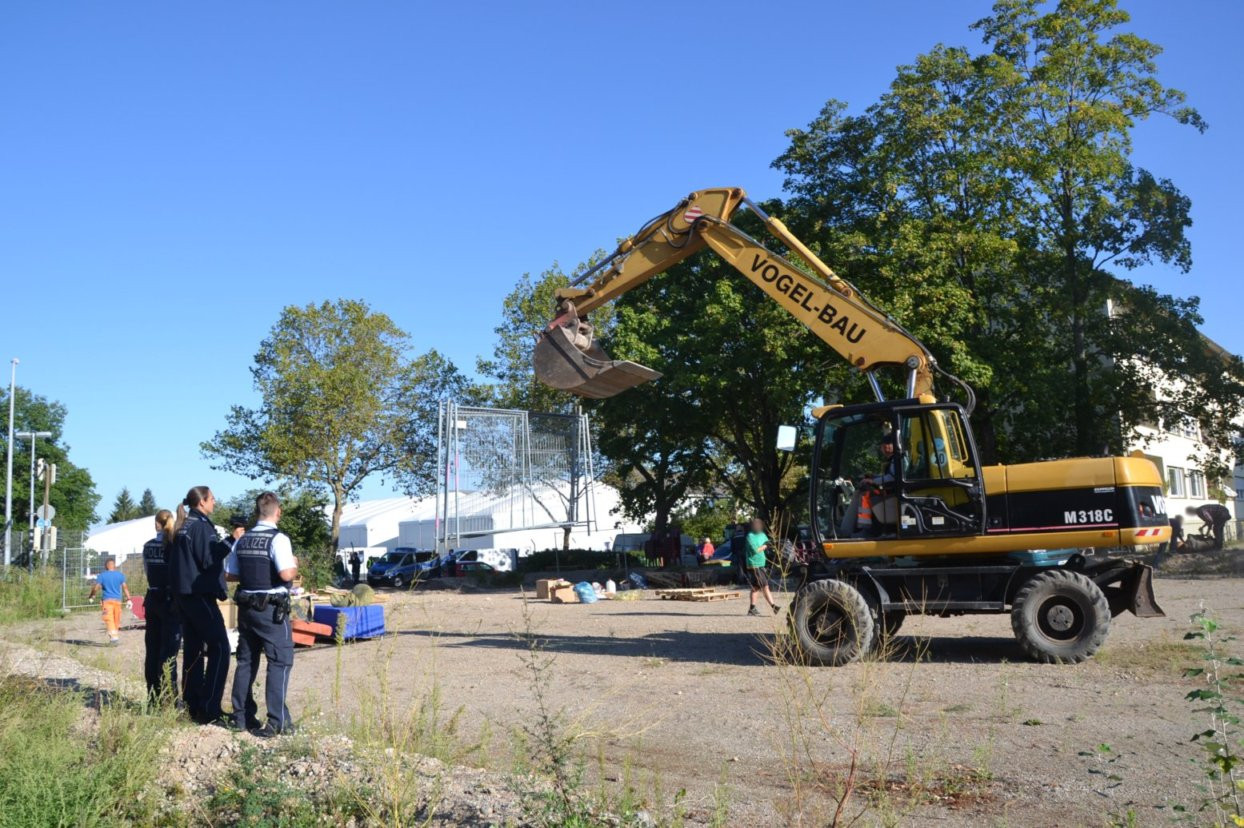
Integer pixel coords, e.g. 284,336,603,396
0,568,63,624
519,549,642,573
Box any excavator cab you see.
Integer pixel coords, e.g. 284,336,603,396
811,400,986,543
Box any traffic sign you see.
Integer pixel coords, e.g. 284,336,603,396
36,504,56,521
36,518,47,529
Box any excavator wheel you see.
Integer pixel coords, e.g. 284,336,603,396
1011,570,1110,664
790,579,875,666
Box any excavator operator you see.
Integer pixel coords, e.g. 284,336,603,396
857,432,902,535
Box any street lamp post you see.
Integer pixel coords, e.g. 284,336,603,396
4,358,18,567
15,430,52,557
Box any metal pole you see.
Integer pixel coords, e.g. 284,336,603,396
4,357,18,566
14,430,51,565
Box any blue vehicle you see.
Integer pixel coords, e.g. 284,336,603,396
367,548,439,588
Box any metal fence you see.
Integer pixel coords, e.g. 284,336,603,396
8,529,98,610
435,401,599,552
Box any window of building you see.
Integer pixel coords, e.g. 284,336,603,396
1167,467,1186,498
1171,417,1200,440
1188,470,1207,499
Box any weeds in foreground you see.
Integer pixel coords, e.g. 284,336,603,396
0,567,64,624
203,743,366,827
0,672,169,826
1176,605,1244,825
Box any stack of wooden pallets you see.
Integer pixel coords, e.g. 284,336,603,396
653,587,740,602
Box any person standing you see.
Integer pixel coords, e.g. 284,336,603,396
349,549,362,585
698,537,715,564
141,510,183,703
87,557,131,644
1187,503,1233,551
225,491,298,737
171,485,232,726
745,518,780,616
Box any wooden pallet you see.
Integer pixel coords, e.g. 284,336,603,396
654,588,740,602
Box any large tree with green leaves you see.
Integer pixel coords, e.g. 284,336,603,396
0,386,99,535
202,299,472,550
775,0,1243,473
137,488,157,516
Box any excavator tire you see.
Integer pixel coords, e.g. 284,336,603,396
791,579,875,666
1011,569,1110,664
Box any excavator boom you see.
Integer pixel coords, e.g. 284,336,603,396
533,187,937,400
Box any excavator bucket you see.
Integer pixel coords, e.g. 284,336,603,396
532,325,662,399
1126,563,1164,618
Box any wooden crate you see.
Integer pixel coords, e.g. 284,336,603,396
654,588,740,602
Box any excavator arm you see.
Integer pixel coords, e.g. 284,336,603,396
534,187,938,400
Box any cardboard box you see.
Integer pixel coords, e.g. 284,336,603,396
536,579,554,600
312,605,386,639
550,585,579,604
217,600,237,630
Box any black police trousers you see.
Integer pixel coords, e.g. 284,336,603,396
143,590,182,703
176,593,230,723
231,599,294,732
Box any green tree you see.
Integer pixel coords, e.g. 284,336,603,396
202,299,471,551
137,488,157,516
0,386,100,534
108,487,140,523
591,243,825,529
774,0,1243,468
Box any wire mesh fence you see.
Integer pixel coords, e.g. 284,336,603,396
8,529,98,610
436,401,598,551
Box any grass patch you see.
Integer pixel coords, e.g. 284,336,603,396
0,674,169,826
1093,639,1200,673
202,743,364,827
0,568,63,624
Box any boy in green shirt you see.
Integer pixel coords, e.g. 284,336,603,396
745,518,780,616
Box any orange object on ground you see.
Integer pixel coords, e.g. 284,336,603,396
101,600,122,637
291,618,335,646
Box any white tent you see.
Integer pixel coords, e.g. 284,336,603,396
85,515,158,563
397,483,642,560
336,497,433,553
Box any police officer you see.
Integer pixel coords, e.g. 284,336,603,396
225,491,298,737
141,509,183,704
170,485,232,726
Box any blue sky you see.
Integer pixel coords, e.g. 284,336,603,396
1,1,1238,521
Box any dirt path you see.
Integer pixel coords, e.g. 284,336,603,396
11,573,1241,826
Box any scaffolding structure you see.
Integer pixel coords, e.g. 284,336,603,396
434,402,598,553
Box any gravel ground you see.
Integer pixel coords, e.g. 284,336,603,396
6,556,1244,826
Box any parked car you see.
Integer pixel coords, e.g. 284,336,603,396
450,561,496,577
367,548,439,588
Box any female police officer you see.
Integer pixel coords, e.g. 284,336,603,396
170,485,232,725
141,509,182,704
224,491,298,737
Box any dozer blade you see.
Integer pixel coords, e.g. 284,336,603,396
533,325,662,399
1126,563,1164,618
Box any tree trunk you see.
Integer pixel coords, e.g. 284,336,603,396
330,484,344,552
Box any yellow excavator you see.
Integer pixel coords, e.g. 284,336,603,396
533,186,1169,665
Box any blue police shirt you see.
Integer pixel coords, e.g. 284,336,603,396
97,569,126,602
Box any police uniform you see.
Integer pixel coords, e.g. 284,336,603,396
171,508,232,724
141,533,182,702
225,521,296,734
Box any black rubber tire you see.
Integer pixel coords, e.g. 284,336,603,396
391,575,405,589
1011,570,1110,664
791,579,875,666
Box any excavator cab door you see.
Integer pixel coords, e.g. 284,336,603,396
811,401,985,542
